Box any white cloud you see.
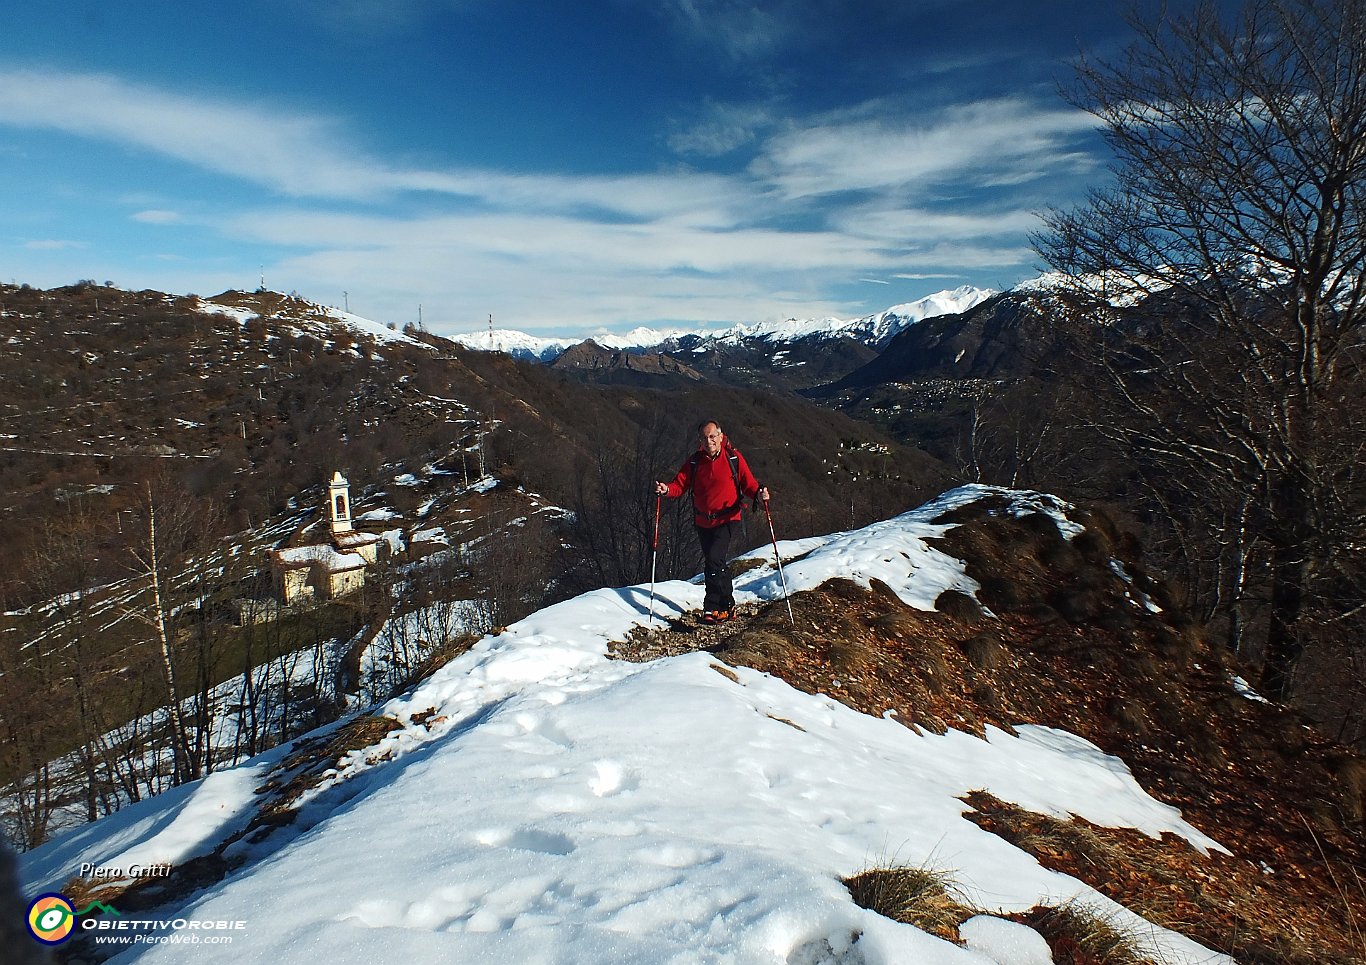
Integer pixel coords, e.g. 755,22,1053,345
133,209,182,224
752,97,1099,200
226,206,898,277
0,70,412,198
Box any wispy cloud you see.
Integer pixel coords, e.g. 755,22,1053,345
752,97,1099,200
0,69,397,199
132,209,182,224
668,100,776,158
0,66,1090,331
655,0,795,60
835,205,1044,244
24,239,87,250
0,68,772,225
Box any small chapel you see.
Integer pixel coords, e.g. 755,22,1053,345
271,471,383,604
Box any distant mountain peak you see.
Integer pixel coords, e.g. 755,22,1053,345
450,286,998,359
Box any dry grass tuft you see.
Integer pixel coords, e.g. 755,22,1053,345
907,645,951,694
960,632,1004,670
870,610,921,641
828,639,872,675
1107,697,1152,740
935,589,986,623
843,864,975,941
727,628,799,665
820,577,873,601
1019,901,1154,965
731,556,769,576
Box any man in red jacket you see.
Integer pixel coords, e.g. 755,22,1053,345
656,420,769,623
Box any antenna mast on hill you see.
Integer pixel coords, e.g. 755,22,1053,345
488,313,494,337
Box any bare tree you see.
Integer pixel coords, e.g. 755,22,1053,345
22,502,121,822
1035,0,1366,699
123,478,230,784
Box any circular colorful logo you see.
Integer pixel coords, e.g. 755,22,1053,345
27,892,77,945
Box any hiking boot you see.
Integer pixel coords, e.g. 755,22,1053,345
713,609,733,623
701,610,719,624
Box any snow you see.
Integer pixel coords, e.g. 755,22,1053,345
321,306,425,347
274,543,366,571
20,752,290,894
356,508,401,522
19,486,1232,965
451,328,577,360
960,916,1054,965
1231,676,1271,704
194,296,428,349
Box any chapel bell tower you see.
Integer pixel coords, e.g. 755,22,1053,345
329,471,353,535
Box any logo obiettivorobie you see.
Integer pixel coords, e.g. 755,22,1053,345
26,892,77,945
25,894,118,945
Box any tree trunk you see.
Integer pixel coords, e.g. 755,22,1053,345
1260,473,1313,700
144,491,197,784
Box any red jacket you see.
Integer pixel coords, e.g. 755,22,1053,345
664,440,761,528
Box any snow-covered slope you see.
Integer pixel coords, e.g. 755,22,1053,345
19,486,1230,965
452,287,996,359
196,293,432,350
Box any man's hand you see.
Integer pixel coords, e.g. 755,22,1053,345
758,486,770,502
655,481,669,496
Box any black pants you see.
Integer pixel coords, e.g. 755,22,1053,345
697,521,736,612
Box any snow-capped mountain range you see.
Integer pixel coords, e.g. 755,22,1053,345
451,286,996,361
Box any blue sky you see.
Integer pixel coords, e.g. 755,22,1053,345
1,1,1159,337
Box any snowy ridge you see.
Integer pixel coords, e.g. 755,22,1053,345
194,295,431,350
715,286,995,346
451,286,997,359
20,486,1231,965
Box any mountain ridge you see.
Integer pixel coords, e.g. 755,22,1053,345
450,285,996,360
17,485,1365,963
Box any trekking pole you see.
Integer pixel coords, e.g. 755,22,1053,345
762,496,795,625
648,494,662,624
